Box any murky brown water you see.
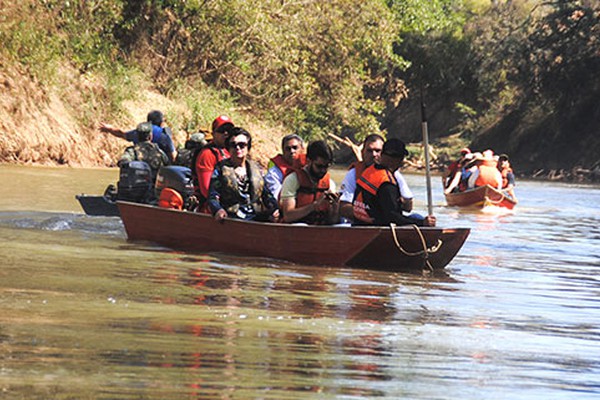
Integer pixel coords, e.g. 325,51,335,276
1,164,599,399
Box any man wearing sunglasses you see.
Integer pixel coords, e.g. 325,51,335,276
192,115,233,212
279,140,340,225
264,134,306,199
207,127,279,222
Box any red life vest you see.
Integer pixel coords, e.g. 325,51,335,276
295,167,330,225
353,164,396,224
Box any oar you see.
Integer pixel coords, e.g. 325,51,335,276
421,98,433,216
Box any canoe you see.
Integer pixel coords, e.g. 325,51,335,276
76,194,120,216
445,185,517,210
117,201,470,272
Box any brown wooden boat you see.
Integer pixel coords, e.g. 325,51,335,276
445,185,517,210
117,201,470,272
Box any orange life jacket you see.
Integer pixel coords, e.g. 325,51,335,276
475,159,500,188
353,164,396,224
295,167,330,225
270,153,307,178
348,161,368,184
158,188,183,210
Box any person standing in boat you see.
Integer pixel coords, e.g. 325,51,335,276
353,138,436,227
192,115,234,212
279,140,340,225
497,153,518,203
99,109,177,163
264,134,306,199
208,127,279,222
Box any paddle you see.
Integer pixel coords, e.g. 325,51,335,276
420,97,433,216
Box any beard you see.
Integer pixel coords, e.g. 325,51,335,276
309,166,326,181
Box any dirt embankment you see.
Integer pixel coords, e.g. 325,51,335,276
0,63,280,168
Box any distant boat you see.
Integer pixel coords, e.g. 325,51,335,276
76,194,119,216
117,201,470,272
445,185,517,210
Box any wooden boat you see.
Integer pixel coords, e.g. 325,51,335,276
445,185,517,210
117,201,470,272
76,194,120,216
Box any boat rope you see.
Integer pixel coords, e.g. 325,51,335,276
484,192,505,205
389,223,442,272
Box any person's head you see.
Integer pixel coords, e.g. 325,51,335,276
281,134,304,164
225,127,251,164
147,110,164,126
212,115,234,147
380,138,409,171
498,154,509,168
361,134,384,166
136,122,153,142
306,140,333,180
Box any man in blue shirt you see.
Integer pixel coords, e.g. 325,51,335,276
99,110,176,163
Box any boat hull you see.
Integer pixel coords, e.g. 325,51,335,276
76,194,120,216
445,185,516,210
117,202,470,272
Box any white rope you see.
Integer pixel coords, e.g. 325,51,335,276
389,223,442,271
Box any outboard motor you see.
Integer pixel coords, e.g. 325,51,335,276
116,161,154,203
155,166,194,209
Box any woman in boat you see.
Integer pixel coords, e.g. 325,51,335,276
497,153,518,203
444,152,475,194
207,127,280,222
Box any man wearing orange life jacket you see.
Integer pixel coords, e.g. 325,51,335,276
339,134,385,221
497,153,518,203
353,138,436,227
468,150,502,190
264,134,306,199
279,140,340,225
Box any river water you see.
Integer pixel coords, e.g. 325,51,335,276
0,164,599,399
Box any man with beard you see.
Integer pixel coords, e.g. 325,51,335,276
279,140,340,225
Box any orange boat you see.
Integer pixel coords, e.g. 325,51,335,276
445,185,517,210
117,201,470,272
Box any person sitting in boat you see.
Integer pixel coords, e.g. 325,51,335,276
99,109,177,164
497,153,518,203
353,138,436,227
467,150,502,190
192,115,234,212
118,122,169,174
208,127,279,222
279,140,340,225
444,147,471,188
444,152,476,194
264,134,306,199
339,134,385,221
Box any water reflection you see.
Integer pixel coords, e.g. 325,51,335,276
1,167,600,398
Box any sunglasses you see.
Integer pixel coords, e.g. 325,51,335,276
284,145,299,151
229,141,248,150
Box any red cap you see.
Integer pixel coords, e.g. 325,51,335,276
460,147,471,154
212,115,234,132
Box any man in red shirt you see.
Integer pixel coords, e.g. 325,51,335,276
193,116,234,211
